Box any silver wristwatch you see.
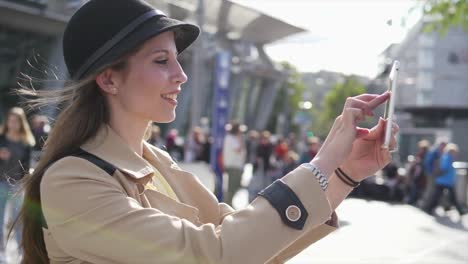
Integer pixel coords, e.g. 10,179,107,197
302,163,328,191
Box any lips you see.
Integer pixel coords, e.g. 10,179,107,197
161,93,178,100
161,91,180,106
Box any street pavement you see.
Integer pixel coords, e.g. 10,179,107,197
287,198,468,264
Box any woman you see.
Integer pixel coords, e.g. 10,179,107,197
222,121,246,205
0,107,35,260
15,0,398,263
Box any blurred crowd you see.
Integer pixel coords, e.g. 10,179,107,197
353,139,467,217
146,120,323,205
0,107,50,257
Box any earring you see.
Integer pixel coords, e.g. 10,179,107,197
111,88,117,94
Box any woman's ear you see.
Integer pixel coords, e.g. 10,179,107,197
96,69,119,95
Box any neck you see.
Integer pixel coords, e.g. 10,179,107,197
108,112,149,157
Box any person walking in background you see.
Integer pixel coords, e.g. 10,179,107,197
255,131,274,175
255,131,274,185
184,126,204,162
382,161,404,201
0,107,35,261
197,132,211,163
245,130,259,165
147,123,164,149
405,140,430,205
222,121,246,205
422,139,447,207
286,132,299,153
299,136,321,164
423,143,467,217
30,115,50,169
165,128,183,161
274,138,289,162
30,115,49,152
282,151,300,176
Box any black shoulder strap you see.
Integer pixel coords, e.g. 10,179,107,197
70,148,118,176
41,148,117,229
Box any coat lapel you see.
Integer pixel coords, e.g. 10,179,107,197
143,142,222,225
81,125,203,225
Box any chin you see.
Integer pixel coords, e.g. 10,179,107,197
154,113,176,123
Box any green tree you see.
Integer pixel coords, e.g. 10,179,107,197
315,76,366,137
423,0,468,33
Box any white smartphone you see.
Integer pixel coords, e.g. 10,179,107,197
382,60,400,149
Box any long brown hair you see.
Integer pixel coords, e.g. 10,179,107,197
1,107,36,146
11,58,130,263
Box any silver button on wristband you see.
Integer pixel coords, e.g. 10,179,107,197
302,163,328,191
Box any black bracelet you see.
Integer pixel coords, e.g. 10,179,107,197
335,168,360,188
335,170,355,187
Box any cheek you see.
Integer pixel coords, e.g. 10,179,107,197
119,70,166,113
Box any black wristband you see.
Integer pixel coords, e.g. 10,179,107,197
335,168,360,188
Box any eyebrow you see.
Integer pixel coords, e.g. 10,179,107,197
148,49,179,56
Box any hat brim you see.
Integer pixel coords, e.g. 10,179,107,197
81,16,200,79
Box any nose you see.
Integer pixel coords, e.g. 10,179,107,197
172,60,188,85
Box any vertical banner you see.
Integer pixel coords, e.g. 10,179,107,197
210,51,231,201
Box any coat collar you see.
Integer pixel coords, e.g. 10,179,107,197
81,125,155,179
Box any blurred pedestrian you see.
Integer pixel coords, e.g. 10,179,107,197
147,124,164,149
286,132,299,153
222,121,246,205
274,138,289,162
422,139,447,207
0,107,35,260
245,130,259,165
30,114,50,169
13,1,398,263
198,133,211,163
404,140,430,205
299,136,321,164
30,114,49,152
184,126,204,162
255,130,274,176
423,143,467,216
382,161,404,201
165,128,183,161
282,151,299,176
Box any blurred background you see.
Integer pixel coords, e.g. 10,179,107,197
0,0,467,263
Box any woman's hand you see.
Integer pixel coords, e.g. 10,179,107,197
340,118,399,182
311,93,390,176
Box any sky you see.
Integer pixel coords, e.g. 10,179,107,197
232,0,423,77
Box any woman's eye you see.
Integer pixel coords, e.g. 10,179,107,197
154,59,168,65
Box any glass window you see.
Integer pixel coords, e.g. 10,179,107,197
416,90,432,106
418,49,434,69
417,71,433,91
418,34,435,48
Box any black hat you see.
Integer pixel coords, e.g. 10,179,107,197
63,0,200,80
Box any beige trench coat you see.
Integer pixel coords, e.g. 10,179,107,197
41,125,338,264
